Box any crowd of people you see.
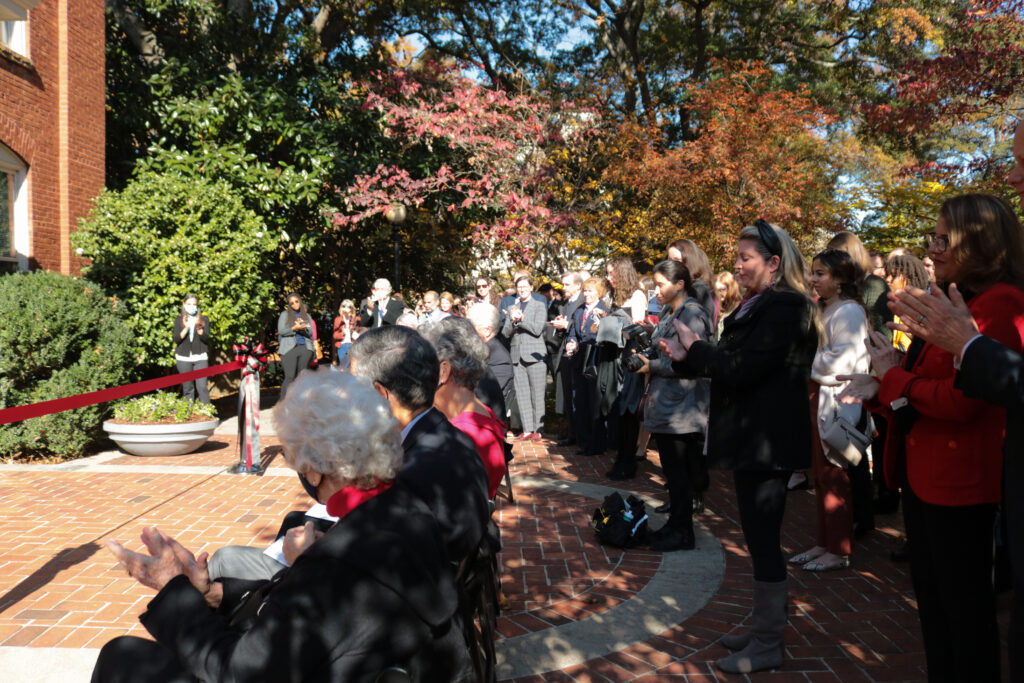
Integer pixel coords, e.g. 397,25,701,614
111,125,1023,681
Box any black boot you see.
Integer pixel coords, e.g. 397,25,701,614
649,523,695,551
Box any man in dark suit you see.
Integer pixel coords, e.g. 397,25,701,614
206,326,490,581
551,271,585,446
349,325,491,563
358,278,404,328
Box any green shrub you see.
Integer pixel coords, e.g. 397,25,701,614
73,171,280,369
112,391,217,424
0,271,139,460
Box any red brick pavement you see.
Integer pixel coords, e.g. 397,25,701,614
0,433,1009,680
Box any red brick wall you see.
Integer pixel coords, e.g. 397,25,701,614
0,0,105,275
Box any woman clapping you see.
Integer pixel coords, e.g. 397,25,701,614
660,220,819,674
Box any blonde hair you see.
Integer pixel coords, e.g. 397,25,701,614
715,271,741,313
582,277,607,297
738,222,821,344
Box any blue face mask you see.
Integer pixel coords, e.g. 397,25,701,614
297,472,320,503
184,304,198,315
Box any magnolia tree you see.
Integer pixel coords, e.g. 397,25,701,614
332,63,602,267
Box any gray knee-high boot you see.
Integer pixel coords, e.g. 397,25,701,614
716,578,787,673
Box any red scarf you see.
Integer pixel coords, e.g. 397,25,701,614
325,479,394,519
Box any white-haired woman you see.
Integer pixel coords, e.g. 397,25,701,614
421,317,508,498
93,368,469,682
660,220,819,674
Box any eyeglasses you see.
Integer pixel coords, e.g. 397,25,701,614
476,283,489,289
923,233,950,253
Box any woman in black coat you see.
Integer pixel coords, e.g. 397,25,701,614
661,220,819,675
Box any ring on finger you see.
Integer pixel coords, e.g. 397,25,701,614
917,314,926,324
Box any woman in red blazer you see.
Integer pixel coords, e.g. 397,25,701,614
844,193,1024,683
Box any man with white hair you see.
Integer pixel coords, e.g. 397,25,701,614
358,278,404,328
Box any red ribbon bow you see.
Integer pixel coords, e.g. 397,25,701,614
233,338,269,376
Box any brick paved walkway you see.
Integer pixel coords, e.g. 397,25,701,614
0,427,1010,681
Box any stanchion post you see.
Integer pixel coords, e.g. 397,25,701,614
230,339,267,475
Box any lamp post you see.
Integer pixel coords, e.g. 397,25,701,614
384,204,406,291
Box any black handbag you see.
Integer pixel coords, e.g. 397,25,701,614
592,492,648,548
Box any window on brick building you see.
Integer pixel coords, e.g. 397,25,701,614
0,143,27,273
0,21,26,56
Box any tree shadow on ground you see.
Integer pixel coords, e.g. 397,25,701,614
0,542,101,615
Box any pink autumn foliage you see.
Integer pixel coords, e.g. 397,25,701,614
332,62,598,259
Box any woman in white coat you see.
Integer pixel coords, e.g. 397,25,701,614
790,249,871,572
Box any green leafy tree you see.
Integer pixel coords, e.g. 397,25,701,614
73,172,279,369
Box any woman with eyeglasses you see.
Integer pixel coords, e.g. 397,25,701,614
840,193,1024,682
278,293,315,398
332,299,359,364
659,220,819,674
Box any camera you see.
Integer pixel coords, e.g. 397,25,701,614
622,323,655,372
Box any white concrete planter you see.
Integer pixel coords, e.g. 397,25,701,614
102,419,220,457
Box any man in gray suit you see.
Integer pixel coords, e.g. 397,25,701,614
502,273,549,441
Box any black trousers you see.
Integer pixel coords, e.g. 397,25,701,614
559,353,577,439
176,359,210,404
903,484,999,683
607,404,640,468
92,636,194,682
733,469,790,582
280,345,313,398
654,433,705,530
570,358,605,455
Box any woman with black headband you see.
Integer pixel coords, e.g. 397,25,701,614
660,219,819,674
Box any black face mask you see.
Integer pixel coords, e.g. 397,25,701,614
297,472,321,503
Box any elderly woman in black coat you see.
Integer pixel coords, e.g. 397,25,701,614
661,221,819,674
92,369,469,682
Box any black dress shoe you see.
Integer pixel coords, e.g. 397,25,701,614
853,521,875,539
557,437,577,447
653,501,670,514
606,466,636,481
649,525,695,551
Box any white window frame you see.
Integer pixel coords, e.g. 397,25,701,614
0,143,28,271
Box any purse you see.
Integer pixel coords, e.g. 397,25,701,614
820,405,872,467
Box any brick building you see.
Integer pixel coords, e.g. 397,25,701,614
0,0,104,275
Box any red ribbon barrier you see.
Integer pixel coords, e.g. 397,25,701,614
0,361,244,427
